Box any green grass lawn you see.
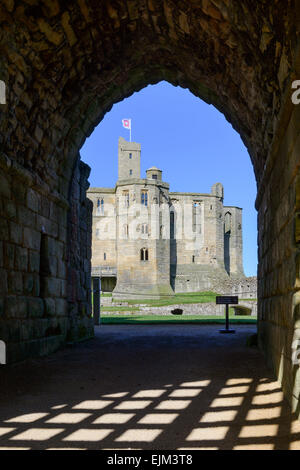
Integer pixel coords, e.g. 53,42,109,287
120,291,221,307
100,314,257,325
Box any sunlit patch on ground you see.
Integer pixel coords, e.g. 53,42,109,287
0,325,299,450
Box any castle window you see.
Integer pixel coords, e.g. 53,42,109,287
140,248,149,261
96,198,104,215
193,202,201,233
192,255,195,263
152,174,157,180
129,153,132,159
123,224,129,237
123,190,129,208
141,190,148,206
104,253,106,261
141,223,148,235
225,212,232,234
170,211,175,239
129,169,133,176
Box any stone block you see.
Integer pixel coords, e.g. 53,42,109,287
10,221,22,244
43,277,61,297
0,219,9,241
40,197,50,218
57,259,67,279
61,279,67,298
29,250,40,273
23,227,41,250
8,271,23,294
0,174,11,198
0,270,8,295
8,320,22,342
20,320,33,342
48,255,57,277
3,199,16,220
23,273,40,296
56,298,67,316
18,206,36,228
28,298,44,318
4,243,15,269
15,246,28,271
12,179,27,205
27,188,40,213
5,296,27,319
44,298,56,317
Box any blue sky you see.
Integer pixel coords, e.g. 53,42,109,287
81,81,257,277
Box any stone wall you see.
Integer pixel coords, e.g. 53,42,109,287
258,102,300,414
211,276,258,299
0,152,93,362
66,157,94,343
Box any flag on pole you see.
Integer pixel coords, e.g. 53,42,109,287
122,119,131,130
122,119,132,141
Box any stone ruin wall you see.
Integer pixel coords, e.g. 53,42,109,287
211,276,258,299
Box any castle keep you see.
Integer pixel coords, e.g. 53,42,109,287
87,138,245,298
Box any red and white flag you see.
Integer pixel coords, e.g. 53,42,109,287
122,118,131,130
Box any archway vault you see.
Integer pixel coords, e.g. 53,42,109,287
0,1,299,413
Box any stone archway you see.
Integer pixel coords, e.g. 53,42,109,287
0,1,299,413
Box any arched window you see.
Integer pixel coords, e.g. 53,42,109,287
225,212,232,233
140,248,149,261
170,211,175,239
141,190,148,206
96,198,104,215
122,190,129,208
123,224,129,237
141,223,148,235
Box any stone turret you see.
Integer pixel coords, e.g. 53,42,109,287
118,137,141,180
146,166,162,181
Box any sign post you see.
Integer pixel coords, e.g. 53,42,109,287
216,296,238,334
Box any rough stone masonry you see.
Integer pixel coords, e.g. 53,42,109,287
0,1,299,417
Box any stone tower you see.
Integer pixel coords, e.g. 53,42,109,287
113,145,174,298
223,206,244,277
118,137,141,180
88,139,246,298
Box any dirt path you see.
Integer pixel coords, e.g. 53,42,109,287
0,324,299,450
